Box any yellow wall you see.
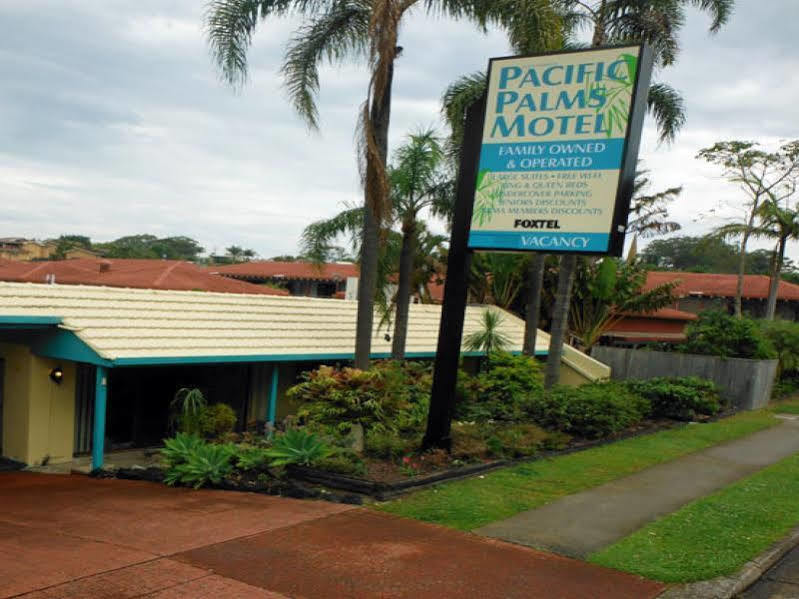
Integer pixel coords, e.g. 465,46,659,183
0,343,76,465
558,361,595,386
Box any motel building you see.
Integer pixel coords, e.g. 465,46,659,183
0,282,607,471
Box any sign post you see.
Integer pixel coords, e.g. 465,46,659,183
424,44,653,449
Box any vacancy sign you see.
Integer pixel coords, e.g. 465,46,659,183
468,45,652,255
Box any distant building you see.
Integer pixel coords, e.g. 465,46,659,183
0,238,56,261
0,258,288,295
0,238,98,261
644,272,799,320
213,260,359,298
603,307,698,345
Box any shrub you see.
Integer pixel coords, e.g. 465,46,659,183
233,445,272,471
455,352,544,422
679,311,775,360
313,451,367,477
288,361,431,436
528,382,650,439
200,403,237,438
760,319,799,378
486,423,551,458
265,429,333,467
450,422,490,460
163,440,235,489
625,377,722,421
364,429,419,460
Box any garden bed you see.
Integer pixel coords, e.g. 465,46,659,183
287,417,693,500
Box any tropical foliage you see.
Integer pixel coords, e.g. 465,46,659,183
678,311,776,360
463,310,512,354
569,258,677,350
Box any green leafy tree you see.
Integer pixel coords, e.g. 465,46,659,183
699,140,799,317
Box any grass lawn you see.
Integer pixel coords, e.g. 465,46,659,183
375,410,778,531
770,397,799,414
589,451,799,582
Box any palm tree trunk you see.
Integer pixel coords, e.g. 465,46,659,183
592,0,608,46
391,218,415,359
523,254,546,355
735,224,756,318
354,61,394,369
545,255,577,389
766,239,787,320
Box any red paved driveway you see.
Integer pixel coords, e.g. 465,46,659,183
0,473,665,598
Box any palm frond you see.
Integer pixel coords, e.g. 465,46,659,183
281,0,370,129
647,82,686,144
205,0,311,87
300,206,364,263
441,71,487,160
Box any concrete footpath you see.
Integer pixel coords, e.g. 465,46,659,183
477,418,799,558
0,472,663,599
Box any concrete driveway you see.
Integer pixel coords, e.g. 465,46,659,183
0,472,664,598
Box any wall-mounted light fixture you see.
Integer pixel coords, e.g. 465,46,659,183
49,366,64,384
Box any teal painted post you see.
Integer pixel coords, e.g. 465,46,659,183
268,365,279,424
92,366,108,471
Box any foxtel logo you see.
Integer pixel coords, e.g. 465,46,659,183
514,219,561,229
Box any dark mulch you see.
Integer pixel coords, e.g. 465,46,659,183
0,457,24,472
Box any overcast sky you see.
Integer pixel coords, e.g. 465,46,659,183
1,1,796,259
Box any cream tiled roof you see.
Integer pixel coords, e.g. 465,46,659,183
0,282,552,363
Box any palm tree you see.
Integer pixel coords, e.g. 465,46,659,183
541,0,733,387
717,199,799,320
464,309,511,355
300,128,449,359
205,0,497,369
387,129,449,359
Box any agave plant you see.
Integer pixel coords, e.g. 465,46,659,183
163,440,235,489
265,429,333,467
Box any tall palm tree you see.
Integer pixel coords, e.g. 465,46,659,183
387,129,449,359
541,0,733,387
300,128,449,359
205,0,496,369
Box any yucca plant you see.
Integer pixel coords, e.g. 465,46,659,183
169,387,207,435
265,429,333,467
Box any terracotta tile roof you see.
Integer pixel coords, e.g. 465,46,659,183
0,259,287,296
645,271,799,302
213,261,359,282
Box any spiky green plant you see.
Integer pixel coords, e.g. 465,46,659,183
169,388,207,435
265,429,333,467
162,440,235,489
464,310,512,355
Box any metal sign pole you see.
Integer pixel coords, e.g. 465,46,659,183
423,95,486,450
